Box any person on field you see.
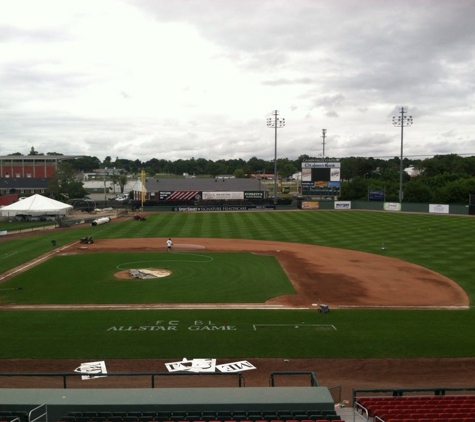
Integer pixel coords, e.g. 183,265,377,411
166,238,173,252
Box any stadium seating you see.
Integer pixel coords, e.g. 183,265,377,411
55,411,342,422
355,395,475,422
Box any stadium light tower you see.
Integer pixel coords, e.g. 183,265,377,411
322,129,327,158
392,107,413,203
267,110,285,205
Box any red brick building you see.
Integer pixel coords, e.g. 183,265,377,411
0,155,82,179
0,155,83,196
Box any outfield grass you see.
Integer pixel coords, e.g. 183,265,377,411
1,210,475,359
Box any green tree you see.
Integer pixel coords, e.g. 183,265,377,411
47,162,85,200
118,174,128,193
434,178,475,204
403,180,433,203
233,169,245,178
340,177,368,200
67,181,88,199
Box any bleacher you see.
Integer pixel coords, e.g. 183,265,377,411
54,408,342,422
354,393,475,422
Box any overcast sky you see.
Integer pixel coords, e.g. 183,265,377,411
1,0,474,163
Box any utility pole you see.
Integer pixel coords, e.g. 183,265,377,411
392,107,413,203
266,110,285,205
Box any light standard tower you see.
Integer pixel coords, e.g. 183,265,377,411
267,110,285,205
322,129,327,158
392,107,413,203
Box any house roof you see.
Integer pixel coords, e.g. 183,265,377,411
0,155,82,161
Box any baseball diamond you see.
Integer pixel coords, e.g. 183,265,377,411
1,210,475,404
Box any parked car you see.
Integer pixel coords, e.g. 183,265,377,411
115,194,129,202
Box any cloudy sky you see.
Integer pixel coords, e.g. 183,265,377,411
1,0,474,163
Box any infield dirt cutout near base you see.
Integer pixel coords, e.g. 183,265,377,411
81,237,468,309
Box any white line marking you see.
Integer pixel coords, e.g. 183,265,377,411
252,324,337,330
0,242,78,282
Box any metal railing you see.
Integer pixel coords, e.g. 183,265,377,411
0,371,244,389
269,371,319,387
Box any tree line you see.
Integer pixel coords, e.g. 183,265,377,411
9,150,475,204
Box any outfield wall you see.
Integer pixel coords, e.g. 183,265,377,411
142,201,470,215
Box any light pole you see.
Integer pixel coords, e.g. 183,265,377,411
322,129,327,158
103,170,108,205
267,110,285,205
392,107,413,203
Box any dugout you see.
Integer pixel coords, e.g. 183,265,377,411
0,387,335,422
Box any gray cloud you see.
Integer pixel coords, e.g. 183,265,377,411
0,0,474,162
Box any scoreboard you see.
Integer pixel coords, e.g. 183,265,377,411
301,160,341,197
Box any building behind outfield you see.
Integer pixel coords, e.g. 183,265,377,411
135,177,270,204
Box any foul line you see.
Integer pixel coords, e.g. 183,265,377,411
0,241,79,283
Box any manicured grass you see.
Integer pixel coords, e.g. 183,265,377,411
1,309,475,359
0,252,294,304
1,210,475,359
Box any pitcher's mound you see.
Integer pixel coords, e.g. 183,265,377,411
115,268,171,279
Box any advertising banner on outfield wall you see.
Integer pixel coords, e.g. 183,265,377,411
301,201,319,210
334,201,351,210
429,204,449,214
244,191,264,199
202,191,244,200
384,202,401,211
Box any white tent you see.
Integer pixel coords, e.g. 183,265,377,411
0,194,73,217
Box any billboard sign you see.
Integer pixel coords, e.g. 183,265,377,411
202,191,244,200
301,160,341,197
429,204,449,214
384,202,401,211
369,189,385,201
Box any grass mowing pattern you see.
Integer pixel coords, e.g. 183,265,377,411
1,309,475,359
1,252,294,304
2,210,475,359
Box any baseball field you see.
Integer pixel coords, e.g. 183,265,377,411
1,209,475,399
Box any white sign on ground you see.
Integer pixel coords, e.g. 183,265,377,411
165,358,255,373
216,361,256,372
165,358,216,373
74,360,108,380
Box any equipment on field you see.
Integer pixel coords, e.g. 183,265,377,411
91,216,110,226
80,236,94,244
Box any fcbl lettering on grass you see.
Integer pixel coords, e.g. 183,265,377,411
107,320,237,331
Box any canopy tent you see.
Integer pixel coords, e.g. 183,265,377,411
0,194,73,217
